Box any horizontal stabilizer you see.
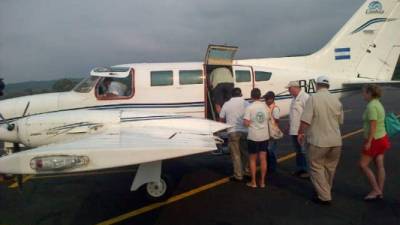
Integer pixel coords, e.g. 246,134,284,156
343,80,400,89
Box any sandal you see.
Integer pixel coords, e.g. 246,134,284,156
364,193,383,201
246,182,257,188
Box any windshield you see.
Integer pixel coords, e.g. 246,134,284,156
73,76,100,93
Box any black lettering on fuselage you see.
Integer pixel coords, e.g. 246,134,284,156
298,78,317,93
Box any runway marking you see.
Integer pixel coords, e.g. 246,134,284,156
97,126,367,225
97,177,230,225
277,153,296,163
341,129,363,139
8,175,34,189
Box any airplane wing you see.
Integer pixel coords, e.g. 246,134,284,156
343,80,400,89
0,123,228,175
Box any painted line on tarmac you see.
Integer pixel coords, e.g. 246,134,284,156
342,129,363,139
97,127,365,225
8,175,34,188
97,177,230,225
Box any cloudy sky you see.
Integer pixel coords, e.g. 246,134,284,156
0,0,364,83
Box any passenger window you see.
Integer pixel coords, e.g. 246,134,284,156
255,71,272,81
151,71,173,86
235,70,251,83
179,70,203,85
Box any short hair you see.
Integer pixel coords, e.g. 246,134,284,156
251,88,261,99
264,91,275,100
232,87,242,97
364,84,382,98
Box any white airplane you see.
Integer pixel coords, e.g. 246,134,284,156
0,0,399,198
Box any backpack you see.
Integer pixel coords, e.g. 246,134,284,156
268,105,283,140
385,112,400,138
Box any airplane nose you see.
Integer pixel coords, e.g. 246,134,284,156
0,99,17,120
0,123,19,143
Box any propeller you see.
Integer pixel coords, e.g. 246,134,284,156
0,78,4,96
0,101,31,190
0,101,30,132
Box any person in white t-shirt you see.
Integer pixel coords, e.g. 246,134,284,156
220,88,250,181
244,88,270,188
264,91,281,173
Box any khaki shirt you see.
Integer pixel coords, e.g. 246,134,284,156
209,67,234,88
289,90,309,135
301,88,344,147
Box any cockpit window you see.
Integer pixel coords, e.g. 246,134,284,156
73,76,100,93
96,71,134,99
97,77,130,96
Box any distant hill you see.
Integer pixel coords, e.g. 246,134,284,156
5,80,56,93
0,78,83,100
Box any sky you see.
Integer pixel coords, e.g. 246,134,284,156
0,0,364,83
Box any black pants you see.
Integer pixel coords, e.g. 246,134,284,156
212,83,234,106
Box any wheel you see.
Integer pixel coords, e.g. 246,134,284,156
143,175,173,201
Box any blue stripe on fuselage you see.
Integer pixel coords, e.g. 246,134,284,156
0,88,357,124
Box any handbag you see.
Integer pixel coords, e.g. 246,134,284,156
268,105,284,139
385,112,400,138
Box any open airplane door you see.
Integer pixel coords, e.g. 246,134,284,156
204,45,238,120
205,45,238,66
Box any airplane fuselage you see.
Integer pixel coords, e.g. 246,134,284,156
0,59,355,124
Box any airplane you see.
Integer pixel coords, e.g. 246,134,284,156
0,0,399,199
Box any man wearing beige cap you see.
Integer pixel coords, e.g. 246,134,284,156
298,76,344,205
287,80,309,178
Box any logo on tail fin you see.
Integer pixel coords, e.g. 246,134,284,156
366,1,384,14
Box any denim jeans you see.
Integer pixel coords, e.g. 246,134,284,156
267,139,278,172
291,135,308,172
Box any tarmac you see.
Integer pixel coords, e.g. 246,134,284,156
0,88,400,225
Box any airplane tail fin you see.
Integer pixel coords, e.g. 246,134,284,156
309,0,400,81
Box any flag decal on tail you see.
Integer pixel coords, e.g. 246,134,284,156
335,48,351,60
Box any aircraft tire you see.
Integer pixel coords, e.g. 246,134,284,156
143,174,174,202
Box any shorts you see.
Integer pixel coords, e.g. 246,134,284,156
247,140,269,154
362,134,391,157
